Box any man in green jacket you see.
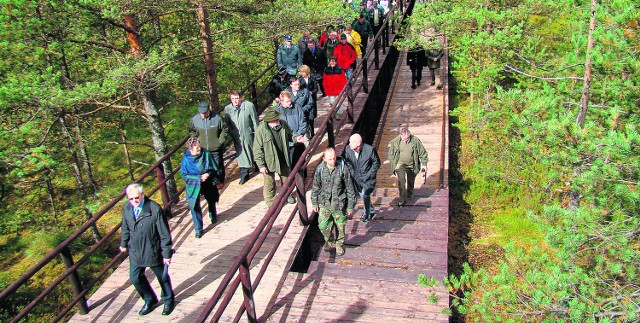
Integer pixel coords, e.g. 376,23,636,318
388,128,429,206
311,147,356,256
189,102,229,184
253,107,307,206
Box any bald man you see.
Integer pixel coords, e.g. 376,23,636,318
342,133,381,222
311,148,356,255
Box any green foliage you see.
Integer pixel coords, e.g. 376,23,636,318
0,0,351,320
409,0,640,321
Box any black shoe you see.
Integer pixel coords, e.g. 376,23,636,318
436,85,443,90
430,81,435,86
210,213,217,224
398,201,406,207
195,232,202,239
360,214,369,223
417,80,421,86
411,83,416,89
239,176,248,185
162,301,175,316
368,212,376,221
139,299,157,316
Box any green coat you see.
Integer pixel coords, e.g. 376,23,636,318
224,100,259,168
388,135,429,174
253,121,296,175
311,158,356,214
425,48,444,69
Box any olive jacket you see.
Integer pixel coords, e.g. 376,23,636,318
253,121,296,175
388,135,429,174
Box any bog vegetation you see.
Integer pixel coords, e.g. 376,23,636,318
406,0,639,321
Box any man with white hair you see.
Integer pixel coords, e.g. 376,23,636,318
120,183,175,316
342,133,381,222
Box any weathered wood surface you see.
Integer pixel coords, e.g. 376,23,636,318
69,49,395,322
262,47,450,322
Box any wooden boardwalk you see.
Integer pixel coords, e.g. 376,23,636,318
69,42,449,322
262,50,450,322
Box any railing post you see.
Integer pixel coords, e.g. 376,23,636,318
374,39,380,69
347,84,355,124
362,57,369,93
294,172,309,224
155,165,172,217
59,246,89,315
250,83,257,102
239,260,257,322
383,24,389,52
327,115,335,147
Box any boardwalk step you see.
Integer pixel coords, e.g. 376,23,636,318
306,260,446,283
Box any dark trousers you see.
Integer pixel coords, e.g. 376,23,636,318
411,67,423,86
130,263,174,305
210,149,225,183
189,181,219,234
289,143,307,178
396,166,417,203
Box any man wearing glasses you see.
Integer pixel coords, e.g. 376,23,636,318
277,35,302,76
120,183,175,316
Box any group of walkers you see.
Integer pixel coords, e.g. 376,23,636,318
117,0,436,316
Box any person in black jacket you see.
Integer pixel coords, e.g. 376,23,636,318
342,133,381,222
120,183,175,316
302,41,327,96
268,67,291,103
407,46,427,89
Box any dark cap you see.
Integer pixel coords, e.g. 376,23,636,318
340,34,347,40
359,13,366,18
277,67,288,75
197,102,209,113
284,35,292,41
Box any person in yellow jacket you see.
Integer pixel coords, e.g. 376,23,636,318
343,24,362,56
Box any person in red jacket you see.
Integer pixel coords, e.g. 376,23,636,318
323,57,347,105
333,34,357,81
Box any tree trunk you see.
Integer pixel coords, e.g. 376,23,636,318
576,0,596,128
58,116,85,191
123,14,178,203
72,110,98,194
119,113,135,181
44,168,57,225
195,6,221,112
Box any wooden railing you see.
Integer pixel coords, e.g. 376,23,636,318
0,2,411,321
195,2,411,321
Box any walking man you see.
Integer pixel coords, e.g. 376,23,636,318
189,102,229,184
253,107,308,206
425,37,444,89
311,147,356,256
388,128,429,206
342,133,380,222
224,91,259,185
120,183,175,316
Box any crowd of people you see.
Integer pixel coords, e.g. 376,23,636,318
118,0,440,316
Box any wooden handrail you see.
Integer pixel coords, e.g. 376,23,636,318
196,2,410,321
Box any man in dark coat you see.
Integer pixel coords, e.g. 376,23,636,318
407,47,427,89
342,133,381,222
269,67,291,103
189,102,229,184
120,183,175,316
302,41,327,96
